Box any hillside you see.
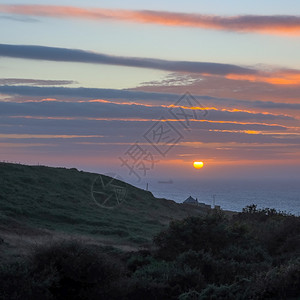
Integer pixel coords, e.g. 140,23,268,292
0,162,207,255
1,163,299,299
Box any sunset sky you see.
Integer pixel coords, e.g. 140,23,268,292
0,0,300,184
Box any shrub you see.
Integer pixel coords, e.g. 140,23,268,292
29,240,124,300
0,259,55,300
199,279,250,300
126,253,153,272
219,244,271,264
153,215,231,260
178,290,201,300
132,258,205,297
250,259,300,299
124,278,171,300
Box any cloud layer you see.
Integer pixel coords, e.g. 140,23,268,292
2,44,300,85
1,84,300,111
0,44,254,76
0,100,294,123
0,78,76,86
1,5,300,35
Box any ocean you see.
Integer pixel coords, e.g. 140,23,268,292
138,178,300,216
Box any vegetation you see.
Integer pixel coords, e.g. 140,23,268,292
0,162,206,253
0,163,299,299
1,205,299,299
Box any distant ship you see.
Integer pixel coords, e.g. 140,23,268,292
158,179,173,184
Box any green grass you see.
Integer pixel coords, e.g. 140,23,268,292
0,162,207,250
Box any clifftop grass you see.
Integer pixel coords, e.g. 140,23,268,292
0,162,206,249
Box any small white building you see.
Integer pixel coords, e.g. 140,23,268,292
183,196,198,205
183,196,212,210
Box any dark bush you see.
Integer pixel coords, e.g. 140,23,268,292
29,240,124,300
178,289,201,300
0,259,55,300
233,205,300,259
198,280,250,300
126,253,153,272
124,278,171,300
131,258,205,298
153,214,231,260
250,258,300,299
175,249,262,285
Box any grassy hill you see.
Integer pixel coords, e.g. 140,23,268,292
0,162,208,255
1,163,299,299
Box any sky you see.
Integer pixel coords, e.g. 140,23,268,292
0,0,300,185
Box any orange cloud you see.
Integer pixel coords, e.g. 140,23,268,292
1,5,300,35
226,70,300,85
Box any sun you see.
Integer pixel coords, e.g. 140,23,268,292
193,161,204,169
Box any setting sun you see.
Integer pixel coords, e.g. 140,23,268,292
193,161,204,169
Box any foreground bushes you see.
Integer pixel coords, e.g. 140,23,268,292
0,241,124,300
0,206,299,299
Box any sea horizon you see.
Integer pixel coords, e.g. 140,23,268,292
133,178,300,215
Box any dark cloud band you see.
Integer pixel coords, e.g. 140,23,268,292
0,100,294,122
1,84,300,111
0,43,256,76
